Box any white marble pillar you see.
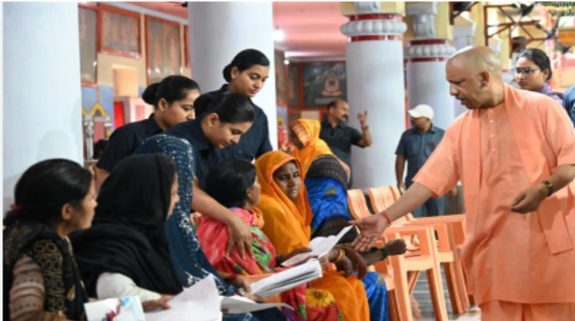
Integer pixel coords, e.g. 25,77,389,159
453,15,476,50
453,14,477,117
406,2,456,130
340,4,407,188
187,2,277,148
3,3,83,213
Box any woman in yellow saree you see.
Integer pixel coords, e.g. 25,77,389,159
255,150,369,321
289,119,349,179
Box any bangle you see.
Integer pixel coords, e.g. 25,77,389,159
334,248,345,264
380,211,392,225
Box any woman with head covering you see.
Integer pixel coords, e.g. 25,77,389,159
289,119,349,179
305,155,351,233
514,48,563,104
71,154,182,311
255,151,371,321
306,155,408,321
4,159,97,321
135,134,286,321
198,159,343,321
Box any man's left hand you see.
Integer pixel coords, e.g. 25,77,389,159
358,111,368,126
511,184,547,213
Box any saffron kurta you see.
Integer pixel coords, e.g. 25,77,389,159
413,85,575,306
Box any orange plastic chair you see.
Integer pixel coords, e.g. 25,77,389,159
348,189,449,320
384,226,449,321
370,186,470,314
347,189,374,220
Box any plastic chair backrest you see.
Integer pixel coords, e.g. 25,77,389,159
367,186,387,213
347,189,373,220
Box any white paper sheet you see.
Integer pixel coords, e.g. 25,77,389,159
145,274,222,321
250,259,322,297
281,225,354,266
221,295,291,314
84,296,144,321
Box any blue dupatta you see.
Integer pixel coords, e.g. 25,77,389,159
135,134,256,321
305,176,389,321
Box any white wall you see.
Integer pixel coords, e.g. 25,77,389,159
188,2,278,149
3,2,83,213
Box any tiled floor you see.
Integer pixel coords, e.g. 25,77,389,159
413,272,481,321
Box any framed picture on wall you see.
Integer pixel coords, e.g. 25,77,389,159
99,5,141,58
287,64,300,107
79,5,98,84
303,62,346,107
146,16,182,84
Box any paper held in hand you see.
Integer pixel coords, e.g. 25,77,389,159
281,225,354,267
249,259,323,298
145,275,222,321
221,295,291,314
84,296,144,321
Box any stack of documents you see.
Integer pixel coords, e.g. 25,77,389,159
281,225,354,267
250,259,323,298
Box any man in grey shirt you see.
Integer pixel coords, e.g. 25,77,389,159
395,104,449,217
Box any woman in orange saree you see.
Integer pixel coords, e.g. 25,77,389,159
255,151,369,321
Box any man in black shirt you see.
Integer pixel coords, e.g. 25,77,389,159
320,99,372,178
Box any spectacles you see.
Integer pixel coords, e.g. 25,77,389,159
514,67,539,76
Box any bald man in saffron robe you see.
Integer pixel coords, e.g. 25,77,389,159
352,46,575,321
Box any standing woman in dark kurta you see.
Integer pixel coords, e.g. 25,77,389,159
166,93,255,255
95,75,200,189
3,159,97,321
194,48,273,161
166,92,257,257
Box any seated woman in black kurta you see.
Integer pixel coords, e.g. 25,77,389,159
71,154,183,312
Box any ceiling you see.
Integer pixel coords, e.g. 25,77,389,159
131,1,348,58
130,2,574,59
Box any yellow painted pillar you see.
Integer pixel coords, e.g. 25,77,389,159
470,2,485,46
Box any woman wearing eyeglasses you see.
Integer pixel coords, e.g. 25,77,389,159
514,48,563,104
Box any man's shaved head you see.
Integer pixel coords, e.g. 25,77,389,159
448,46,503,77
445,46,506,110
